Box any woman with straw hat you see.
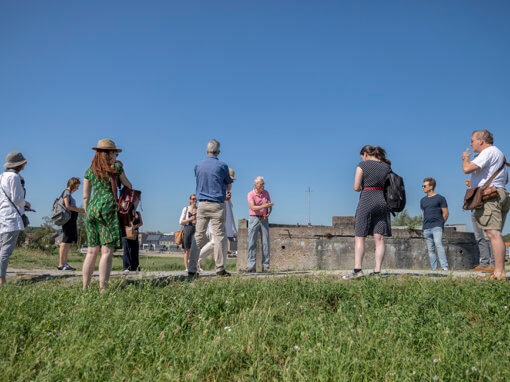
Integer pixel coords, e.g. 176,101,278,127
82,139,132,292
0,152,31,285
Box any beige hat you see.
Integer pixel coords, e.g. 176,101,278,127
92,139,122,152
229,168,236,181
4,152,28,169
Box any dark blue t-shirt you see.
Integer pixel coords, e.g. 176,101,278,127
420,194,448,230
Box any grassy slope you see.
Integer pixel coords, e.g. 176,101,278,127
1,276,509,381
8,249,236,272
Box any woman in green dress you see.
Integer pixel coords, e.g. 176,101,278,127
82,139,132,292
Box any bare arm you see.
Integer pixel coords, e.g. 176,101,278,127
83,179,91,212
441,207,449,223
119,171,132,189
461,151,481,174
249,201,274,211
63,195,85,213
353,166,363,192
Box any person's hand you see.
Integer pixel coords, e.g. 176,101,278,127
25,201,31,209
264,202,274,208
226,192,231,201
260,216,267,222
461,148,471,161
191,216,197,223
465,180,471,188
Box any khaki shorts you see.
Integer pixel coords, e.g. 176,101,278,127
473,188,510,231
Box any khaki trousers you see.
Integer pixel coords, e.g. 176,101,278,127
188,201,227,273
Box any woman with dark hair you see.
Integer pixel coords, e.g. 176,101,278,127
0,152,31,286
58,177,85,271
179,194,197,271
343,145,391,279
82,139,132,292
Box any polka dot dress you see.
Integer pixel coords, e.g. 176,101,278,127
354,160,391,237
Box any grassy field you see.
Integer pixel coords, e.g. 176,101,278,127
1,276,509,381
8,248,236,272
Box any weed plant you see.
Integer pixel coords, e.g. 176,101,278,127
0,276,509,381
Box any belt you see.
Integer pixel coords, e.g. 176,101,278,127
363,187,383,190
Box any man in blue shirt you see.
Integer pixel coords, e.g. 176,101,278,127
420,177,449,270
188,139,233,278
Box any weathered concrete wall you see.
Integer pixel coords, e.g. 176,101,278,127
237,217,478,271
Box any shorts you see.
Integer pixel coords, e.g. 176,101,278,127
474,188,510,231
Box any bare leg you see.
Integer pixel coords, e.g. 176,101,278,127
98,246,114,293
373,234,385,272
485,230,506,278
59,243,72,267
354,236,365,269
82,246,100,289
184,249,190,270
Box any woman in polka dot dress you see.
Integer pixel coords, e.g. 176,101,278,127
343,145,391,280
82,139,132,292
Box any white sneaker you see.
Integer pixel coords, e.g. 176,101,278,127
342,270,364,280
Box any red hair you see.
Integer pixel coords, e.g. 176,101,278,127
90,151,115,180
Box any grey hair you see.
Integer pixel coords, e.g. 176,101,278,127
206,139,221,154
254,176,264,185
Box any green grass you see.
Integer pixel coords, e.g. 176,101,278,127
1,276,509,381
8,248,236,272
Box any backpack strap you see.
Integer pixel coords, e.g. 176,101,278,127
481,159,506,190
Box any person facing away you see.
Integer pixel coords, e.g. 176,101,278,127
420,177,449,271
179,193,197,271
58,177,85,271
187,139,234,279
243,176,274,273
122,211,143,272
343,145,391,280
462,129,509,280
82,139,132,293
0,152,31,286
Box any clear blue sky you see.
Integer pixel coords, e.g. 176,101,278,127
1,1,509,234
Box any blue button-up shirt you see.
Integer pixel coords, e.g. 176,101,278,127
195,155,233,203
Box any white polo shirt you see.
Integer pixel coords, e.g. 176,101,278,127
470,146,508,188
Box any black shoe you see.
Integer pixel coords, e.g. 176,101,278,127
187,272,199,282
216,269,231,277
241,267,256,273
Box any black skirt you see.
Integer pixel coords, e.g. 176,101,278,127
62,212,78,243
182,225,195,249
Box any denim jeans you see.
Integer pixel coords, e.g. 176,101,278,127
423,227,449,270
247,216,270,269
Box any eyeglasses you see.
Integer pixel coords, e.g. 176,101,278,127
422,185,427,188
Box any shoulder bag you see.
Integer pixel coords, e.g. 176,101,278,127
174,207,187,246
463,160,506,210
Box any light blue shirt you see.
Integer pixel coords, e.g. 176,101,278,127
194,155,233,202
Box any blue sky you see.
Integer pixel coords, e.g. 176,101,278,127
1,1,509,234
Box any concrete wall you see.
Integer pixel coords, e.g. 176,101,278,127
236,217,479,271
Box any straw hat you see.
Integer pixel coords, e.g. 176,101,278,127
3,152,28,169
92,139,122,152
229,168,236,181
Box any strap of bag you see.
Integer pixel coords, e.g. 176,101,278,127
480,158,507,190
109,172,120,209
0,174,24,220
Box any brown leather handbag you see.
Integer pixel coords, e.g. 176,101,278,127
174,207,187,246
109,172,142,228
463,162,505,210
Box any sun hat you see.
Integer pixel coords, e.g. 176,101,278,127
92,139,122,152
3,152,28,168
229,168,236,181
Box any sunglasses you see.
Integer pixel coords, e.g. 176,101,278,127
422,185,428,188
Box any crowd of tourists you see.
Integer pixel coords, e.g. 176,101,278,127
0,129,508,289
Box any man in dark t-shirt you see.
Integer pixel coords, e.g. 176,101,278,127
420,177,450,270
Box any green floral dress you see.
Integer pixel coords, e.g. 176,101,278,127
84,163,123,248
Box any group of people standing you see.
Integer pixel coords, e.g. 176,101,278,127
0,129,508,288
343,129,508,280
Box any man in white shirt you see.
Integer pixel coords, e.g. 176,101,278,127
462,130,509,280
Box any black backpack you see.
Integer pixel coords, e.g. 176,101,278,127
384,171,406,215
